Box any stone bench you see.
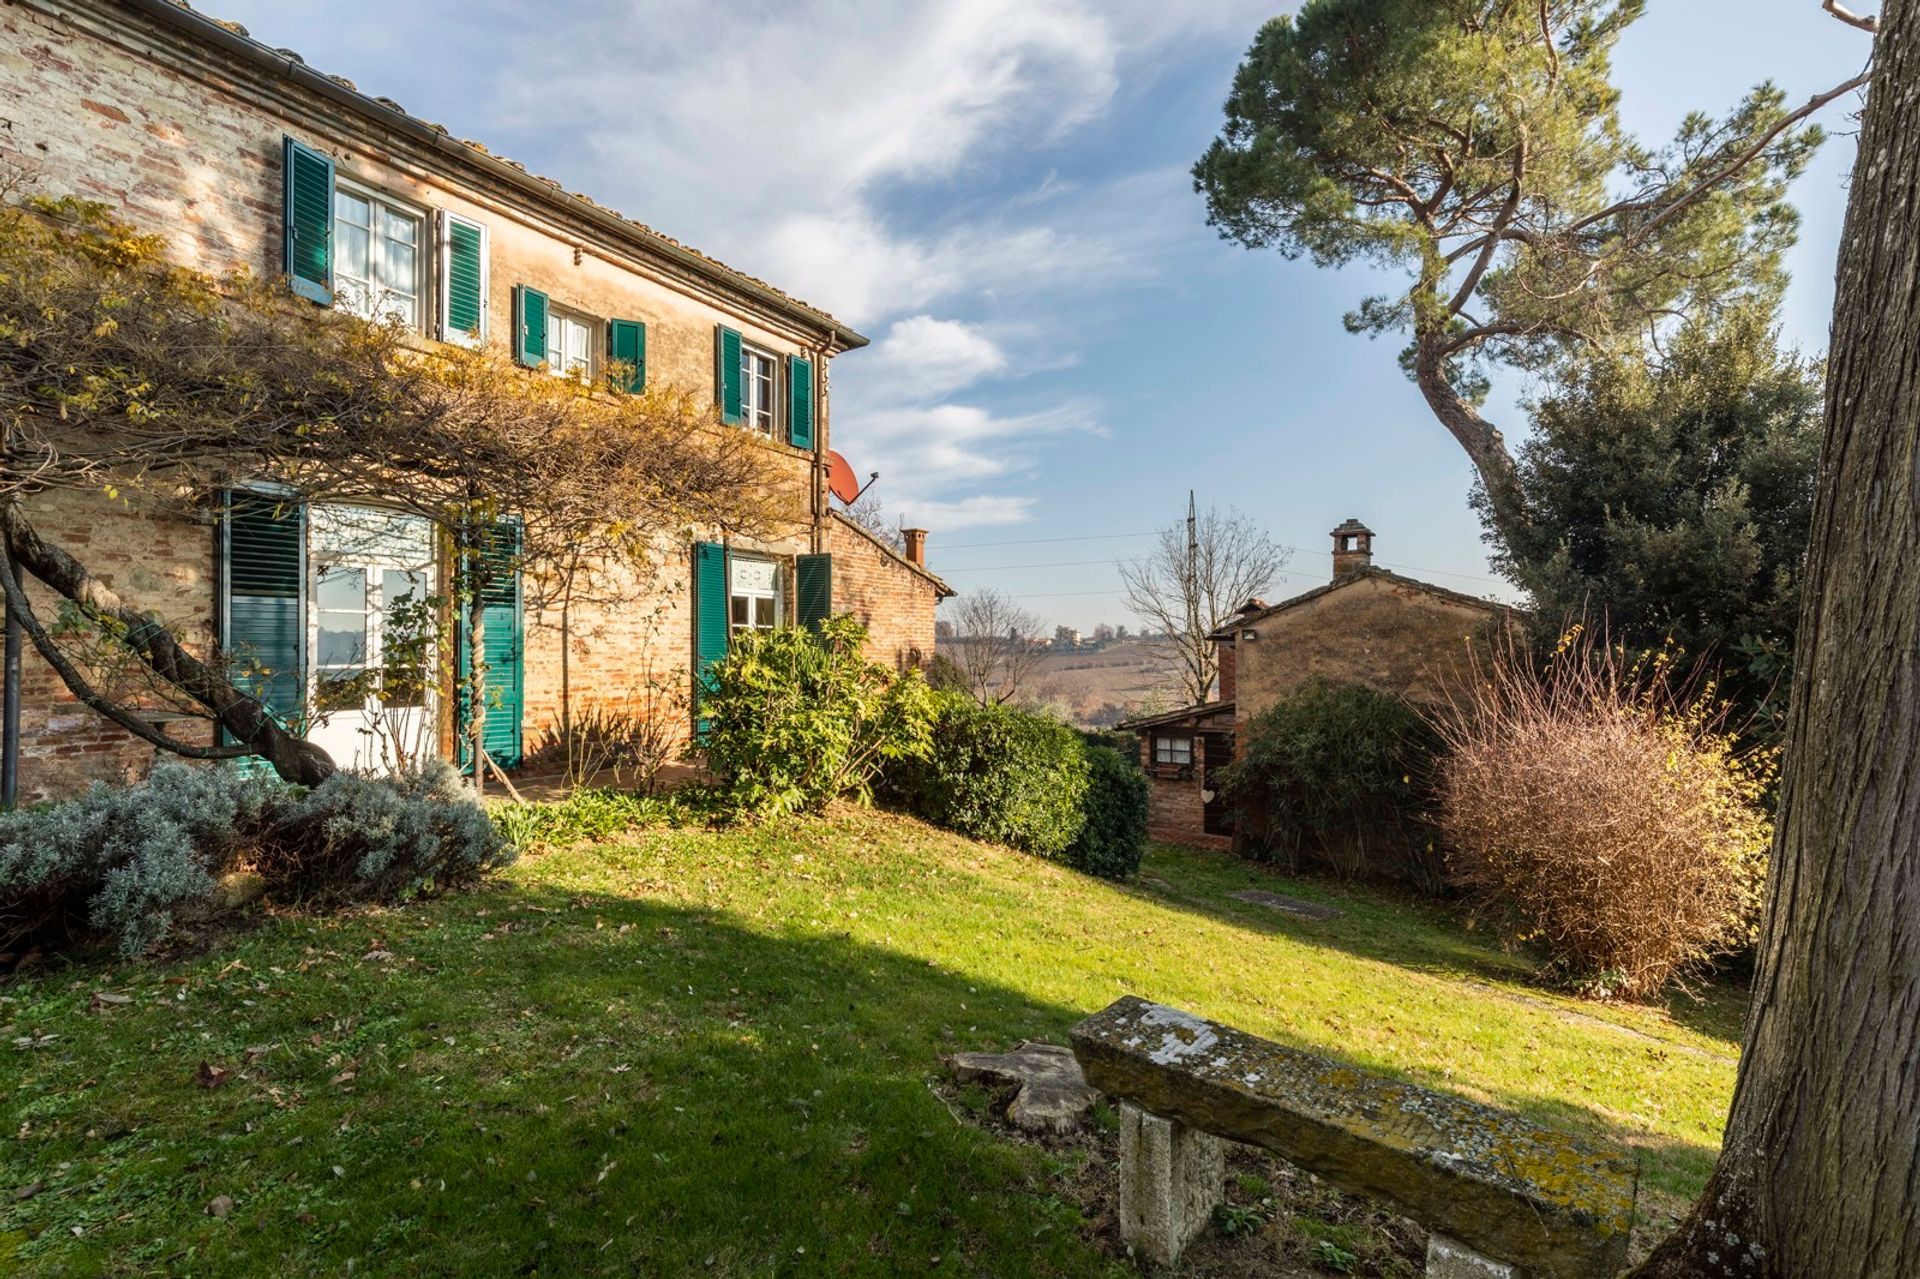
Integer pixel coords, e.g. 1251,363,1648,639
1069,996,1638,1279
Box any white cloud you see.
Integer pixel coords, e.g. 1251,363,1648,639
862,316,1008,402
477,0,1268,522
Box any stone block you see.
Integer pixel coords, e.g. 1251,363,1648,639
1072,997,1636,1279
1117,1101,1225,1266
1428,1233,1525,1278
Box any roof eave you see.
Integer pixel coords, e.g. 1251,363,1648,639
121,0,868,353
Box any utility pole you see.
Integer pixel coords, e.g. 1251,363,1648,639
1185,491,1204,696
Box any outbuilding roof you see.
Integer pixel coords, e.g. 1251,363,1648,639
1206,566,1510,641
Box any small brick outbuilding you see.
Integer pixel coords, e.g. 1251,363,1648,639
1124,519,1511,853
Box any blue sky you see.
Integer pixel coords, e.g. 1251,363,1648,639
208,0,1874,628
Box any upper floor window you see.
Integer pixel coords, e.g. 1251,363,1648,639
546,308,596,380
741,345,777,435
333,184,422,329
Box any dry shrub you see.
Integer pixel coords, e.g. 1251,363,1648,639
1434,629,1772,999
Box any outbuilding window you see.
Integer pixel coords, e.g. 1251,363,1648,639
1153,734,1194,767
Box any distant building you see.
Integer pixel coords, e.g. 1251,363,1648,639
1122,519,1510,852
1054,625,1084,648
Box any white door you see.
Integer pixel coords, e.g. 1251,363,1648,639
308,507,436,775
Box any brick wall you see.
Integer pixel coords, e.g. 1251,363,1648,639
1234,573,1506,719
0,0,876,796
9,488,216,802
1137,736,1232,852
826,514,944,669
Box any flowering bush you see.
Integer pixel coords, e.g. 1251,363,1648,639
1435,632,1772,999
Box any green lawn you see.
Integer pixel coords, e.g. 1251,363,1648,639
1,810,1739,1276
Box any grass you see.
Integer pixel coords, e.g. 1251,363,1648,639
1,809,1740,1276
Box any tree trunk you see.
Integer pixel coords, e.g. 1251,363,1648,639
1634,10,1916,1276
0,499,335,787
1411,337,1525,544
467,584,487,799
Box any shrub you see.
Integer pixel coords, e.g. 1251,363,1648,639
1065,745,1148,879
0,758,510,959
526,676,688,794
0,760,286,957
1220,678,1442,887
702,616,935,819
1434,632,1772,999
883,693,1090,858
253,759,510,904
491,785,713,851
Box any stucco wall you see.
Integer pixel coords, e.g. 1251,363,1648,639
1234,573,1505,720
0,0,855,795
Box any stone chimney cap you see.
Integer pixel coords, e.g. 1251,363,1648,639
1330,517,1374,536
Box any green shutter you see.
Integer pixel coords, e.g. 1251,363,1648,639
282,137,334,304
715,326,743,424
787,355,815,450
455,521,525,772
218,491,306,773
796,554,832,631
514,285,548,368
692,541,729,732
443,214,485,343
609,319,647,393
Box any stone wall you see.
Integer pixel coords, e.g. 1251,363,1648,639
1234,573,1505,718
826,514,943,669
0,0,860,796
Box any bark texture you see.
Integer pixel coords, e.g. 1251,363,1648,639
1635,8,1919,1275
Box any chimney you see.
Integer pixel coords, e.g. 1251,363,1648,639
1331,518,1374,578
901,527,928,567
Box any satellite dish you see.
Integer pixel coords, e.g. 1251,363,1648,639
827,450,861,504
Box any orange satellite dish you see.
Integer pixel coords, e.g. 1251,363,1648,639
827,450,862,504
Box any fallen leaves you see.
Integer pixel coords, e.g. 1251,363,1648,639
195,1061,232,1089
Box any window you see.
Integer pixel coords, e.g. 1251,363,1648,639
332,184,422,328
728,555,780,636
1154,734,1194,767
740,345,777,435
546,308,595,379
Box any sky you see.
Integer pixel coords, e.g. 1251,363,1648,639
205,0,1875,629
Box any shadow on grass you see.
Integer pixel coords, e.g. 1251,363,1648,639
2,885,1111,1278
1132,841,1747,1052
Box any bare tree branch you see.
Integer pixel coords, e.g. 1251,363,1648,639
1825,0,1881,33
1118,505,1288,707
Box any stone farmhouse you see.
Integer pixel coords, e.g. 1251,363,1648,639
0,0,950,799
1125,519,1508,853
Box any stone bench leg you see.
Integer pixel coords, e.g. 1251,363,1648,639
1117,1102,1225,1266
1427,1233,1524,1278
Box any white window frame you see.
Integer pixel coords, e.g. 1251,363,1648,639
331,177,426,332
1154,734,1194,767
437,209,489,349
546,306,597,381
728,555,782,636
740,342,778,436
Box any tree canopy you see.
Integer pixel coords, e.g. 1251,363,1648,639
1195,0,1856,539
1490,304,1822,732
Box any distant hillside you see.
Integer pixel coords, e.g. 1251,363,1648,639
939,636,1185,728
